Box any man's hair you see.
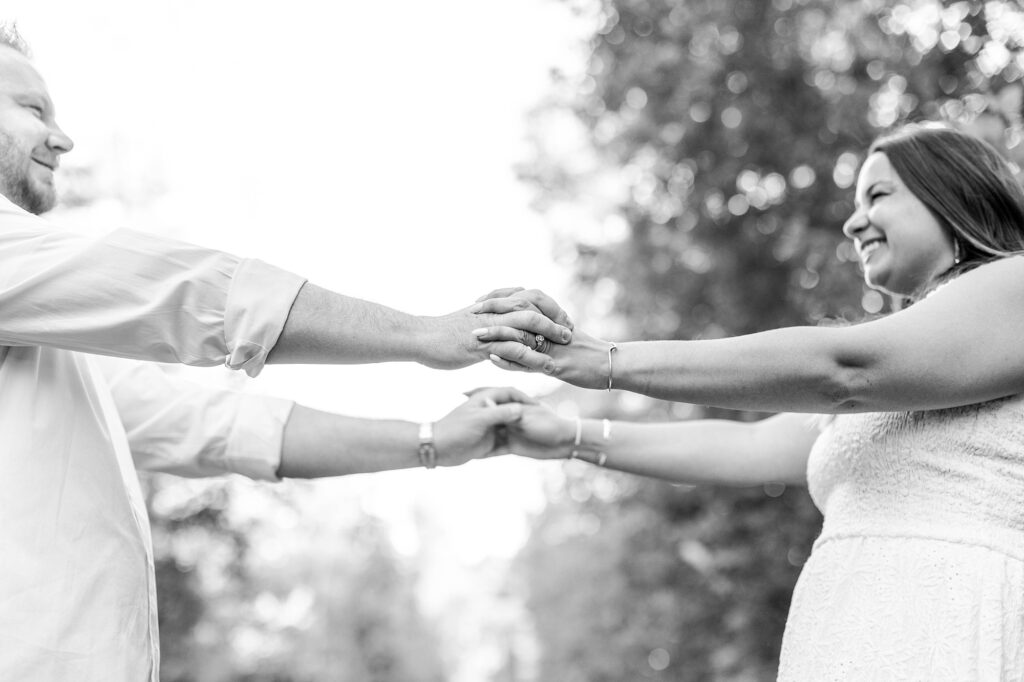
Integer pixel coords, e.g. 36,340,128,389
870,124,1024,280
0,23,30,57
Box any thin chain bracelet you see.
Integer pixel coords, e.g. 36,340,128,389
607,342,618,391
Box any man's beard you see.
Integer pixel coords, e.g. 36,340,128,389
0,130,55,215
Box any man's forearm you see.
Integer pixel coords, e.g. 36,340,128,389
277,387,528,478
267,282,574,372
268,283,430,366
278,404,422,478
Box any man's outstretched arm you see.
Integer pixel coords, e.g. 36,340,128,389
268,282,572,372
0,199,570,374
277,387,532,478
99,356,533,480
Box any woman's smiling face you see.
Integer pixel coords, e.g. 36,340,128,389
842,151,956,297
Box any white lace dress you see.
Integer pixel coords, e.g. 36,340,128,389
778,394,1024,681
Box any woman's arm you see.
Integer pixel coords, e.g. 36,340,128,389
509,408,818,487
480,257,1024,413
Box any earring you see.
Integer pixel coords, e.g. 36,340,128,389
953,238,962,266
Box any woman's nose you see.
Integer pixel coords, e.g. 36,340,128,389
842,209,867,240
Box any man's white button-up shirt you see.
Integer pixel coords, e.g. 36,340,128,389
0,195,306,681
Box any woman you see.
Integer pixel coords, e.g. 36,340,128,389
475,125,1024,678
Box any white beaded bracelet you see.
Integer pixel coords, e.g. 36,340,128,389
569,415,583,459
568,417,613,467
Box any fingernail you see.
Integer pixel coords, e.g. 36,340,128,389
562,330,572,343
472,328,488,337
544,363,555,374
565,316,574,329
489,354,502,363
470,303,483,313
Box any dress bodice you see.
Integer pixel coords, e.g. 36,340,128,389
807,393,1024,559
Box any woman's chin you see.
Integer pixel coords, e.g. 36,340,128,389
864,276,913,299
863,267,882,290
863,269,898,297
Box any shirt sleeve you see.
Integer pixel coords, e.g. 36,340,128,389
0,196,306,377
94,355,294,481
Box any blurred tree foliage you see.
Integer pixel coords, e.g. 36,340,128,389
145,478,444,682
517,0,1024,680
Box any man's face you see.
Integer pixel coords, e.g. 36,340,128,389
0,47,73,214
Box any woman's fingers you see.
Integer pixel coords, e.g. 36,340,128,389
515,289,574,330
459,386,540,458
474,310,571,345
472,295,536,315
472,327,556,371
483,340,553,373
472,324,532,347
473,326,553,356
488,353,532,373
472,289,574,331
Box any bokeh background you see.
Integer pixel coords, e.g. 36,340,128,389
7,1,1024,680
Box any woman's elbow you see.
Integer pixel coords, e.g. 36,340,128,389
822,363,872,413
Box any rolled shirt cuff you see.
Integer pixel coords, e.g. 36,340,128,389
224,259,307,377
225,394,296,481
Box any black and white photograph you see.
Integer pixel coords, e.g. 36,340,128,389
2,1,1023,680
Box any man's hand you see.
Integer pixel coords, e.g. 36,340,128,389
433,387,538,465
415,288,575,372
463,388,575,460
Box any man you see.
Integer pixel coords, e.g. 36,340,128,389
0,26,564,680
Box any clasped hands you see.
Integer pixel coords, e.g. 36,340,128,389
468,287,613,390
427,287,616,467
429,286,608,385
428,386,575,467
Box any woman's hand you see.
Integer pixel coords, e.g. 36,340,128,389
472,287,575,330
505,402,577,460
471,287,613,388
422,304,572,373
446,388,590,462
432,387,537,466
462,387,576,460
472,292,614,389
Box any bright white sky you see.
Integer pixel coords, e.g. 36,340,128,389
6,1,593,677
